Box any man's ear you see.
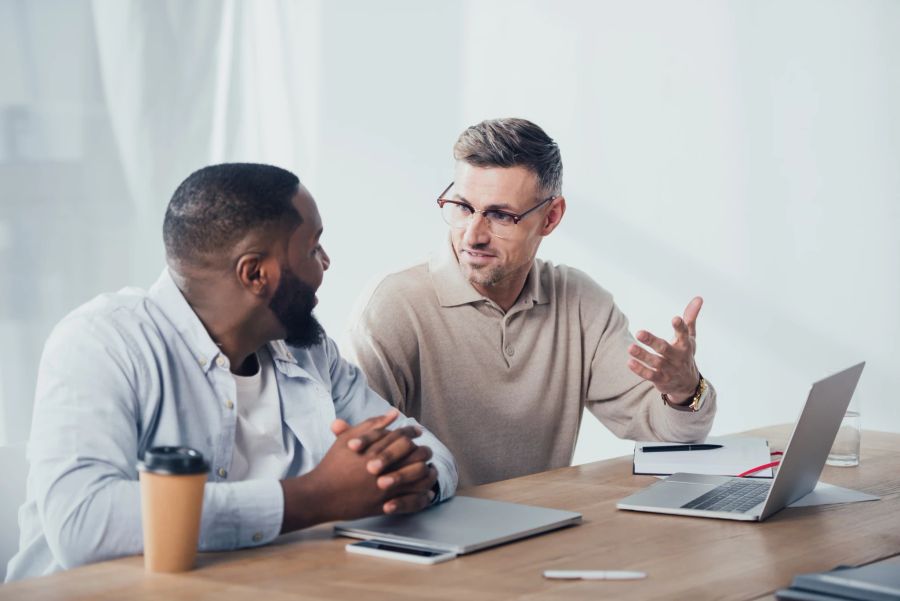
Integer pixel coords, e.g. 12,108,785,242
235,253,272,297
540,196,566,236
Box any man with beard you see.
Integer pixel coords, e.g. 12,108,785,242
6,163,457,581
350,118,716,487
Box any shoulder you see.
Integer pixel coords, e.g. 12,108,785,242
45,286,163,362
38,287,165,396
371,263,432,302
536,259,615,308
52,287,152,340
357,262,433,322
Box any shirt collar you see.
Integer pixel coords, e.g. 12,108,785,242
428,236,550,308
148,268,222,372
523,258,550,306
147,268,300,373
429,238,484,307
268,339,300,366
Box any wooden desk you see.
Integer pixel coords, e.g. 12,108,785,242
3,427,899,601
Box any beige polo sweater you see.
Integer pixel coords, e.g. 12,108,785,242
350,243,716,487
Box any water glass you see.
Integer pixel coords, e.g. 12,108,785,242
826,399,861,467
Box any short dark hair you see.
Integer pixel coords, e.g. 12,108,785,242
453,118,562,196
163,163,301,263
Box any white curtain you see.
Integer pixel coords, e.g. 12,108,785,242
91,0,321,278
0,0,321,446
2,0,898,451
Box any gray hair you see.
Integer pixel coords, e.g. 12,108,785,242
453,118,562,197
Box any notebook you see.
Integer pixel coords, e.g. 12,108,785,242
776,561,900,601
634,436,774,478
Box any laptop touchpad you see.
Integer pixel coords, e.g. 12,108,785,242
634,479,720,506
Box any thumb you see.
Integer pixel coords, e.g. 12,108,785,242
683,296,703,336
330,418,351,437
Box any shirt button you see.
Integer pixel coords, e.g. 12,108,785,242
217,468,227,478
505,345,515,357
198,358,207,367
225,399,234,410
215,356,226,367
252,532,264,542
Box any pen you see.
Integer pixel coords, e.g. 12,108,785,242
641,444,723,453
543,570,647,581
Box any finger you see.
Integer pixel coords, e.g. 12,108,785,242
377,461,431,490
347,427,390,452
628,344,663,369
383,491,434,515
635,330,671,356
363,429,422,472
364,426,422,456
383,466,438,513
350,410,400,435
682,296,703,337
344,410,400,450
382,446,433,476
391,465,439,499
388,444,433,470
628,358,660,383
331,419,351,437
671,316,691,349
366,436,419,475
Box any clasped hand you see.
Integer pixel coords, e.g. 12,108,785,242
308,410,437,522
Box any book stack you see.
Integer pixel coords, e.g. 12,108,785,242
776,562,900,601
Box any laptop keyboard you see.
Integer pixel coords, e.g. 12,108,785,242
681,479,771,513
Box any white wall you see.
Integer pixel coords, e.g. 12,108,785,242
2,0,898,468
315,0,900,462
457,0,900,462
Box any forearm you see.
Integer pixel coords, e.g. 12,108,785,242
38,470,284,568
587,378,716,443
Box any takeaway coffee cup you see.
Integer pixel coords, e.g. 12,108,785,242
137,446,209,573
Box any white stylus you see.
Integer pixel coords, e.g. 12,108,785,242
543,570,647,580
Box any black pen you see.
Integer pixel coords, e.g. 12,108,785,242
641,444,723,453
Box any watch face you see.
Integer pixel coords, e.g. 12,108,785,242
691,379,708,411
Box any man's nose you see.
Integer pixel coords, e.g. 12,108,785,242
321,247,331,271
461,213,491,246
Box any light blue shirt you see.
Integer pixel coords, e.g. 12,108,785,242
6,269,458,581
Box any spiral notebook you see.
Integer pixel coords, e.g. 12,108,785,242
633,436,774,478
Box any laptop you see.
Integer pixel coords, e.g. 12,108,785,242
617,362,865,522
334,495,582,554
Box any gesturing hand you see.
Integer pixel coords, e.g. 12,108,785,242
627,296,703,405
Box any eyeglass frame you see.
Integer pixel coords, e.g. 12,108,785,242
435,181,557,230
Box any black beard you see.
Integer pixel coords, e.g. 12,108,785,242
268,267,324,348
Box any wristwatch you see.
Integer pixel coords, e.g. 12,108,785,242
430,479,441,505
663,374,708,412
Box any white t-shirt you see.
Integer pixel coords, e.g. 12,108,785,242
230,347,295,480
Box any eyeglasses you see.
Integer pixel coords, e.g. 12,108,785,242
436,181,555,239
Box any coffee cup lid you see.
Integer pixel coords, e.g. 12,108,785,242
137,446,209,475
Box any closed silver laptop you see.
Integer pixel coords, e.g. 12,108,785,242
617,362,865,522
335,495,582,554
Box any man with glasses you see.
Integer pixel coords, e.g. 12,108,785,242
350,118,715,487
